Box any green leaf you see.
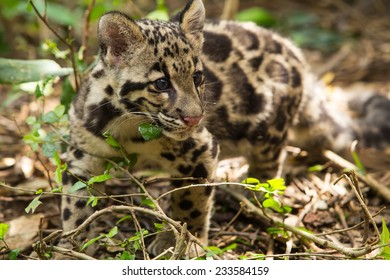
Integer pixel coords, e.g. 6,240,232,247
54,105,65,118
103,131,120,148
0,223,9,240
138,123,163,141
0,58,73,84
42,142,59,158
35,84,43,98
23,132,40,151
54,162,67,185
379,218,390,259
205,246,223,257
87,196,99,207
262,197,283,213
42,111,59,124
259,178,286,194
125,153,138,168
235,7,277,27
283,205,292,213
351,149,366,174
107,226,118,238
308,164,325,172
141,197,157,210
242,177,261,191
26,116,37,126
25,195,42,214
9,248,21,260
69,181,87,193
222,243,237,252
120,251,135,260
128,229,149,242
380,218,389,244
116,215,132,225
242,177,260,185
53,151,61,166
266,178,286,191
154,223,164,231
81,235,104,252
88,174,112,184
51,186,63,193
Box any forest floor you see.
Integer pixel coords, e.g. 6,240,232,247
0,0,389,260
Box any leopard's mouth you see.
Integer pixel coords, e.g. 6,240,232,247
161,126,195,141
157,113,196,141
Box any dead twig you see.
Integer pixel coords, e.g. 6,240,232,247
334,172,381,242
51,246,96,260
323,150,390,201
170,223,188,260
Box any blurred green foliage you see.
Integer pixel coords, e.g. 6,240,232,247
0,0,131,57
0,0,350,59
236,7,277,27
236,7,346,53
281,11,345,53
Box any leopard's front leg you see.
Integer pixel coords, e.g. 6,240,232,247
148,130,220,258
58,147,106,257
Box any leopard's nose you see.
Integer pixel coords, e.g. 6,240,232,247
182,115,204,127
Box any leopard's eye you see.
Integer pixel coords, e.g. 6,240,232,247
154,78,171,91
193,71,203,87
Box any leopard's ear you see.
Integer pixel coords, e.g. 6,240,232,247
179,0,205,52
98,12,144,65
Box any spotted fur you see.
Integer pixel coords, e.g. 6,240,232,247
61,0,389,258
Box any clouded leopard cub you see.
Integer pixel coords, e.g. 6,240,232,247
61,0,389,257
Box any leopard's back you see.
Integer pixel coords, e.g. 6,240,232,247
199,21,306,174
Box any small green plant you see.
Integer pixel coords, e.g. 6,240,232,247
0,223,21,260
119,229,149,257
242,177,291,214
23,79,70,159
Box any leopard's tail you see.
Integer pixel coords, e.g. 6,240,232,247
290,75,390,162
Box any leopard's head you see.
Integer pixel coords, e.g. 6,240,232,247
98,0,206,141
